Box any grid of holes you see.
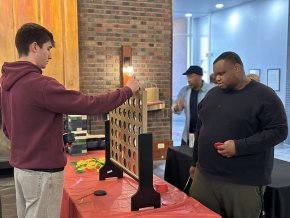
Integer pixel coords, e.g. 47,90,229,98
109,95,144,177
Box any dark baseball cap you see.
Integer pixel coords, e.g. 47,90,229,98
182,66,203,76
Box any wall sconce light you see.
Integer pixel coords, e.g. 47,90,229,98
121,45,134,87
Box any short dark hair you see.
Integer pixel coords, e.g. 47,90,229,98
15,23,55,57
213,51,244,67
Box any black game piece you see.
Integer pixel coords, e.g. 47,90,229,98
94,190,107,196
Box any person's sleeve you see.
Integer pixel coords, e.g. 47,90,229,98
2,123,9,139
235,90,288,156
0,87,9,139
172,87,184,114
42,78,133,115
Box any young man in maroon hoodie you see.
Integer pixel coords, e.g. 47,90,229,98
0,23,140,218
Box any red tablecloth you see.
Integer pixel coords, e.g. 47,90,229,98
60,151,221,218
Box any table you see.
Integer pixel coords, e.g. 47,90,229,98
263,158,290,218
60,150,221,218
164,146,290,218
164,146,192,192
0,158,12,169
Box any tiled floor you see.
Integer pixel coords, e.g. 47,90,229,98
153,114,290,179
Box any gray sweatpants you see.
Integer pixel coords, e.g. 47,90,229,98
189,168,264,218
14,167,64,218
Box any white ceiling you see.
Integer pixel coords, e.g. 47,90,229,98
173,0,258,18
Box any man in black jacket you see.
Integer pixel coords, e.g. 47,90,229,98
189,51,288,218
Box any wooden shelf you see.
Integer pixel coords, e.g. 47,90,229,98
75,134,105,140
147,101,165,111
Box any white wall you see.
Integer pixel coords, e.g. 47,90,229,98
173,0,289,104
173,18,188,100
209,0,288,103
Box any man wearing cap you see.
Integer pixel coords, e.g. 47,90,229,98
172,66,213,147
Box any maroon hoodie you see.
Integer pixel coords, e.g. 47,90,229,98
0,61,133,169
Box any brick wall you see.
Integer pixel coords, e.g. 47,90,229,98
285,2,290,145
77,0,172,141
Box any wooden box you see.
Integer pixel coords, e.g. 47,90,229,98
152,140,173,160
0,175,16,218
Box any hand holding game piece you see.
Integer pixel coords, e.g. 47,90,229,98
126,77,140,93
214,142,224,149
